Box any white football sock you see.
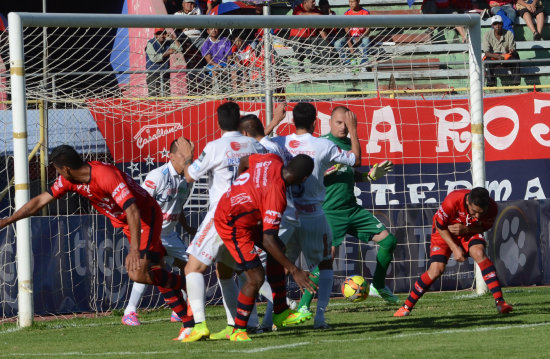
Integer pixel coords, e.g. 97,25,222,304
314,269,334,324
124,282,147,315
219,277,239,326
186,272,206,323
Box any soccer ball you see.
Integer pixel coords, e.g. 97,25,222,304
341,275,369,302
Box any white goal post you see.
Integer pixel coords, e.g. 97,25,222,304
7,11,485,328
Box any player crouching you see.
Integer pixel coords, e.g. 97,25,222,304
214,153,318,341
394,187,513,317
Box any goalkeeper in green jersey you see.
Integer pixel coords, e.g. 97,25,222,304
297,106,399,313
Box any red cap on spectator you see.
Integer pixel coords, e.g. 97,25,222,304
154,28,166,34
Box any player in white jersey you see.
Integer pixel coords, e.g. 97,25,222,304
121,139,196,338
179,102,266,342
272,102,361,329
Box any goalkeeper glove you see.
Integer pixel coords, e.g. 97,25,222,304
325,163,342,176
363,160,393,182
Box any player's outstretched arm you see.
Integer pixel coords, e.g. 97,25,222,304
262,233,317,293
0,192,55,229
264,102,286,136
359,160,394,182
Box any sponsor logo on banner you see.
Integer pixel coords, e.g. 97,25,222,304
133,123,184,149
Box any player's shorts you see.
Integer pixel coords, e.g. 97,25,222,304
122,205,165,263
186,208,235,268
216,224,265,271
324,206,387,247
429,232,486,264
278,210,332,270
161,231,188,262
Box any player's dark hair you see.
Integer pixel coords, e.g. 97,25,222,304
469,187,491,208
217,101,241,131
331,105,350,116
50,145,85,169
292,102,317,130
239,114,265,137
169,139,178,154
286,154,314,179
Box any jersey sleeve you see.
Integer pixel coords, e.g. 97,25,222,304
142,169,162,198
435,194,458,229
98,166,136,210
48,175,72,199
325,139,356,166
187,142,216,181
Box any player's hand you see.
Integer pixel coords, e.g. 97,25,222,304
448,223,469,236
342,109,357,132
365,160,393,181
125,250,142,272
451,247,466,263
324,163,342,176
273,102,286,125
176,136,194,160
291,268,318,294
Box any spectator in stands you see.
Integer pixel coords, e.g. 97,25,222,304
482,15,520,87
488,0,516,23
231,31,263,86
201,28,235,86
334,0,371,66
207,0,221,14
422,0,469,42
290,0,337,66
319,0,336,15
175,0,205,49
145,28,182,97
516,0,546,40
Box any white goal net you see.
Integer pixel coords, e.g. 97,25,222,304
1,11,484,325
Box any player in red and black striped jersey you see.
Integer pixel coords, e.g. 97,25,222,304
213,153,317,341
394,187,513,317
0,145,193,337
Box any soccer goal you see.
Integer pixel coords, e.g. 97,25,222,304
3,10,485,327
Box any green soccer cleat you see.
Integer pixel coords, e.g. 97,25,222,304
369,284,400,304
209,325,233,340
273,307,312,328
230,328,251,342
182,321,210,343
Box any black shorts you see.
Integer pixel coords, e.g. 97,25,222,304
517,6,545,18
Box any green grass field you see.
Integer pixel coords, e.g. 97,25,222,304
1,287,550,359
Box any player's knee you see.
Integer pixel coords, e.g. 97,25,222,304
469,245,486,262
427,262,445,279
184,255,207,275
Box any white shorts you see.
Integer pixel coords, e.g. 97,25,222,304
186,208,235,268
161,231,188,263
278,211,332,270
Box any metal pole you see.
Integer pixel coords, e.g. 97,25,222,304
468,19,488,295
8,12,34,328
263,4,273,126
41,0,49,216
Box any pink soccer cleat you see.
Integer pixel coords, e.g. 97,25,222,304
170,311,182,322
121,312,141,326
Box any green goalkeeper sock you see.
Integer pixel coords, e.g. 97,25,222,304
297,266,320,310
372,234,397,289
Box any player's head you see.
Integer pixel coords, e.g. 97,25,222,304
239,114,265,139
292,102,317,133
50,145,86,181
329,106,351,139
466,187,491,218
283,154,314,185
217,101,241,131
169,138,187,175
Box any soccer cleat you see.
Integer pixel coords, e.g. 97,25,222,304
170,311,182,322
369,284,400,304
209,325,233,340
393,306,411,317
272,308,312,327
230,328,251,342
496,300,513,314
172,327,192,341
182,321,210,342
121,312,141,326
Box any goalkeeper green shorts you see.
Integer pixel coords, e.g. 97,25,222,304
325,206,387,248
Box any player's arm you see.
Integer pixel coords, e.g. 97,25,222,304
175,137,196,184
237,156,250,176
264,102,286,136
436,225,466,262
355,160,394,182
0,192,55,229
124,202,142,271
262,232,317,293
447,223,485,236
178,211,196,236
342,110,361,166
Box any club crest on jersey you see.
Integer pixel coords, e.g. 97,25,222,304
144,180,156,190
133,123,184,149
289,140,301,148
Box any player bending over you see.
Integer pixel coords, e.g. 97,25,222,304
0,145,191,339
214,153,317,341
394,187,513,317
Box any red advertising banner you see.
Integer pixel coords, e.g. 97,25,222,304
87,92,550,165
